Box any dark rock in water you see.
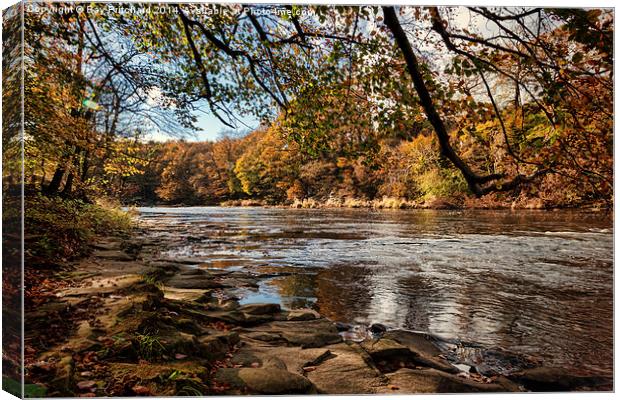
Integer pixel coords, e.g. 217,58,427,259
380,330,460,374
334,322,351,332
239,303,281,315
446,346,540,376
369,323,387,336
509,367,613,392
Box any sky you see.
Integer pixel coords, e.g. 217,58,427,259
143,99,261,142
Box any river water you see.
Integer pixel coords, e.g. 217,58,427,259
136,207,613,377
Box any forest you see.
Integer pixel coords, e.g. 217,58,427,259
3,3,614,211
1,2,615,397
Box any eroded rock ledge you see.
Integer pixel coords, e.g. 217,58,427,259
25,234,612,396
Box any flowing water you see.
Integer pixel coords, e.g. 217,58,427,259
136,206,613,377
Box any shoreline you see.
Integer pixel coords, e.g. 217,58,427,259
131,199,612,213
24,228,613,396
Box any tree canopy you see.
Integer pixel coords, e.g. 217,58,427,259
6,3,613,208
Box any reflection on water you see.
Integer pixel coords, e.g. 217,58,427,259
137,207,613,377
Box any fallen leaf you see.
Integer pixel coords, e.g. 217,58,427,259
132,385,151,395
77,381,96,390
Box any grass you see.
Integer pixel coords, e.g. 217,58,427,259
136,332,166,360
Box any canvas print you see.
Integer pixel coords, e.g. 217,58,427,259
1,0,614,397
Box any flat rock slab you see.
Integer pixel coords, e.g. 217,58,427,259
243,318,342,348
232,345,332,374
383,368,506,394
305,342,388,394
287,309,320,321
214,367,316,394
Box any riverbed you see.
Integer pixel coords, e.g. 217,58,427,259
136,207,613,378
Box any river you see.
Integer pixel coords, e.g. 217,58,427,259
136,206,613,378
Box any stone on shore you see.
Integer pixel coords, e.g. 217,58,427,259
304,342,387,394
214,368,316,394
242,318,342,348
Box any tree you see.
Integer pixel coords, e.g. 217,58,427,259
127,5,611,200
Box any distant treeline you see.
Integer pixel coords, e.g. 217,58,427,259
110,112,612,209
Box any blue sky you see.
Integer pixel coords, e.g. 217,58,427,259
192,111,259,141
144,105,260,142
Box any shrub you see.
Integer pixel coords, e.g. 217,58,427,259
24,194,133,263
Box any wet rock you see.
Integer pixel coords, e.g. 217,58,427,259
214,368,316,394
369,323,387,336
449,346,540,376
287,309,320,321
384,368,507,393
239,303,281,315
509,367,613,391
381,330,459,374
334,322,351,332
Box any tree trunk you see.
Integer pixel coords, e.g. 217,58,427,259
382,6,485,196
45,164,66,195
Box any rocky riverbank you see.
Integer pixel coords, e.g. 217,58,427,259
25,230,612,396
